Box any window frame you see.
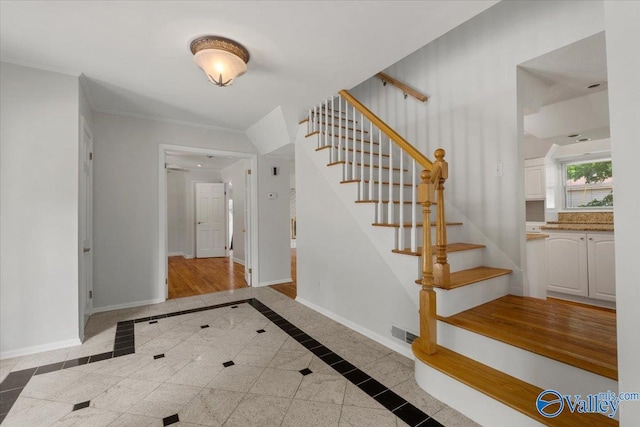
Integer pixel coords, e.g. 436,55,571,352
561,157,613,211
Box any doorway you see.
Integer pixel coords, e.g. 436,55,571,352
159,145,258,300
79,116,94,339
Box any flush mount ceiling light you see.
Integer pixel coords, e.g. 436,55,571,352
190,36,250,87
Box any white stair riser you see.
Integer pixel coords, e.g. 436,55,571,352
414,361,542,427
437,321,618,397
442,248,484,272
435,275,510,317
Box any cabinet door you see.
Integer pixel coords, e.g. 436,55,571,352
525,166,545,200
587,234,616,301
547,233,589,296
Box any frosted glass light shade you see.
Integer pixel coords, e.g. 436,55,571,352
190,36,250,87
194,49,247,86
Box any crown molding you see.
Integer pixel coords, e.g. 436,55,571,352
0,57,81,77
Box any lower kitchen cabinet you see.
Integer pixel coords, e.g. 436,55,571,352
547,232,615,302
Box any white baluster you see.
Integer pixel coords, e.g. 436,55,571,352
399,149,405,250
324,98,329,149
313,105,317,133
316,104,321,149
338,96,342,164
360,113,365,201
330,96,335,163
377,129,383,222
368,121,373,200
388,140,394,224
307,109,311,135
411,158,417,253
351,106,357,182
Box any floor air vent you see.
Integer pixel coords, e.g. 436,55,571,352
391,325,418,344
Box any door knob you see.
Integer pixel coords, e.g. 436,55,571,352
83,247,91,253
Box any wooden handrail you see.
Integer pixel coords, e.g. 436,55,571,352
339,90,432,170
376,72,429,103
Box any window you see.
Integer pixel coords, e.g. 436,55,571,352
563,159,613,209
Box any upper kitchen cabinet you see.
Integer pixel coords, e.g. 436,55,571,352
524,157,546,200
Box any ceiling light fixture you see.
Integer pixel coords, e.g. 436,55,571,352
197,163,203,168
190,36,250,87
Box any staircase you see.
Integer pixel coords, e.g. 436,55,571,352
300,90,618,426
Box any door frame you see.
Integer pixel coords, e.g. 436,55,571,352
158,144,258,300
79,115,94,339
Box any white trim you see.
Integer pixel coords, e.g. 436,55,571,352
296,297,413,359
233,257,245,266
159,144,259,303
167,251,183,257
183,253,195,259
97,108,244,134
90,298,166,315
0,338,83,360
258,278,293,287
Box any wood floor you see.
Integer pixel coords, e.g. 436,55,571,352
168,249,297,300
439,295,618,380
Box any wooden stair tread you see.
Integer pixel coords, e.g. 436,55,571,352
438,295,618,380
413,343,618,426
392,242,482,257
415,266,512,289
375,222,463,228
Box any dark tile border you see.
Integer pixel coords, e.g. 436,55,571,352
0,298,440,427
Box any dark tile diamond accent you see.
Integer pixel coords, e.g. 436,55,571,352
149,320,158,324
72,400,90,411
223,361,235,368
200,325,210,329
393,402,431,426
256,329,265,334
299,368,313,376
163,413,180,426
34,361,65,376
154,354,165,360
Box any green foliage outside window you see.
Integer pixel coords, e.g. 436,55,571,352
565,160,613,208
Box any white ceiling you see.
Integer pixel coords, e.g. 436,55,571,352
165,151,240,171
520,32,608,107
0,0,498,134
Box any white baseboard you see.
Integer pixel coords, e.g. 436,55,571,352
296,297,413,359
183,253,194,259
233,257,245,266
91,298,165,314
257,278,292,287
167,251,183,257
1,338,83,359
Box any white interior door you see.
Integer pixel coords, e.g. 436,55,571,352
244,169,252,285
79,117,94,336
196,183,226,258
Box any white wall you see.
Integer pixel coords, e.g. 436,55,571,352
167,171,187,254
221,159,250,264
257,157,292,285
604,1,640,424
0,62,81,357
92,112,256,309
523,134,553,160
349,0,606,271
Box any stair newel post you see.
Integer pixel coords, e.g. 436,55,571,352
433,149,450,288
418,169,437,355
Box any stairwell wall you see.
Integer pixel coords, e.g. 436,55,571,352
349,0,606,283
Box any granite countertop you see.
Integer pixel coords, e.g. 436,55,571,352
540,212,614,232
526,233,549,241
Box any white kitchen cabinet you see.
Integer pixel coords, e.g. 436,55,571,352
547,233,589,297
587,234,616,302
525,158,545,200
547,232,615,302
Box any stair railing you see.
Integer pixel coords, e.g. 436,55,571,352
306,90,449,355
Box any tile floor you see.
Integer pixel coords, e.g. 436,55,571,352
0,287,479,427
